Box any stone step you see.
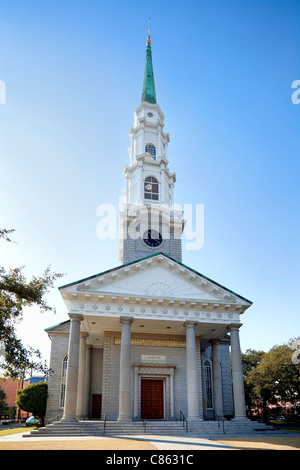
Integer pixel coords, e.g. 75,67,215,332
28,419,274,438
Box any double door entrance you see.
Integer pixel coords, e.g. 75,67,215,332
141,379,164,419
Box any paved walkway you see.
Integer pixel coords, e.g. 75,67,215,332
0,430,236,450
1,429,299,450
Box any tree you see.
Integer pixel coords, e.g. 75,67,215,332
246,340,300,420
15,381,48,425
0,229,63,379
242,348,265,416
0,386,8,414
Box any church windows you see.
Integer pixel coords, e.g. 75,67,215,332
204,359,213,409
144,176,159,201
59,354,68,408
145,144,156,159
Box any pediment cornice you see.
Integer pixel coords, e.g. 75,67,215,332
59,254,251,318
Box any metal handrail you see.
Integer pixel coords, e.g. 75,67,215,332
45,414,63,425
214,412,226,434
103,413,107,435
143,419,147,433
179,410,189,433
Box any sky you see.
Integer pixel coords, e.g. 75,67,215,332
0,0,299,367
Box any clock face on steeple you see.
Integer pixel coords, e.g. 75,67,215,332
143,229,162,247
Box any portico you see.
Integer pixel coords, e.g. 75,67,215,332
47,252,250,424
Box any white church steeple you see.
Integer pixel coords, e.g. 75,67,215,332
119,28,184,264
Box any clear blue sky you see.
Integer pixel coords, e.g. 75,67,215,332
0,0,299,364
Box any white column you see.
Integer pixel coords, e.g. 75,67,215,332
184,321,200,421
118,316,133,421
157,130,161,158
170,183,174,206
138,164,143,203
170,370,175,419
211,340,224,418
228,325,247,419
76,332,88,419
62,314,83,421
125,174,129,204
83,345,92,419
160,167,165,205
133,366,139,419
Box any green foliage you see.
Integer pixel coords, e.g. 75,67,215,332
0,386,8,414
242,339,300,420
0,229,63,379
7,406,16,418
242,349,266,415
16,381,48,424
284,412,297,424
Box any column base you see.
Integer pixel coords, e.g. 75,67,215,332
61,416,78,422
117,417,132,422
187,416,203,422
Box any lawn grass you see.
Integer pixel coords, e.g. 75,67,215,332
213,436,300,450
0,426,36,436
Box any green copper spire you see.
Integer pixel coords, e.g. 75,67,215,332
141,21,157,104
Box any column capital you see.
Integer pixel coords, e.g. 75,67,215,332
210,338,220,345
69,313,83,322
183,321,198,329
226,323,242,332
120,316,134,325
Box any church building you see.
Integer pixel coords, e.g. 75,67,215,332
45,29,253,429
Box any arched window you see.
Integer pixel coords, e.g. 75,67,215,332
144,176,159,201
145,144,156,159
59,354,68,408
204,359,213,409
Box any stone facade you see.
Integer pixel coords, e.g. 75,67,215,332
45,314,235,422
120,225,183,265
45,321,70,420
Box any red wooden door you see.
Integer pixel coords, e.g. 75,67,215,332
141,379,164,419
92,394,102,419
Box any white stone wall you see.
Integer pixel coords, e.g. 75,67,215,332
101,331,202,420
219,343,234,417
121,225,182,264
201,342,234,419
45,327,233,422
45,329,70,421
89,348,103,416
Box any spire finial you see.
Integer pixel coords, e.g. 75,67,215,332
142,17,156,104
147,17,151,46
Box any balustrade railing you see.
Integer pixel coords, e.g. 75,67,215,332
179,410,188,433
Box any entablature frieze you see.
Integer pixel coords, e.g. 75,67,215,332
132,364,176,376
68,296,242,323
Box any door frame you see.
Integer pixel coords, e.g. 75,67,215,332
133,365,176,420
141,378,165,419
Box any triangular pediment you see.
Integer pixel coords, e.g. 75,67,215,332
59,253,251,307
45,320,70,335
84,265,223,302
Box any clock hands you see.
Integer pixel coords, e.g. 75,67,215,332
144,230,162,246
